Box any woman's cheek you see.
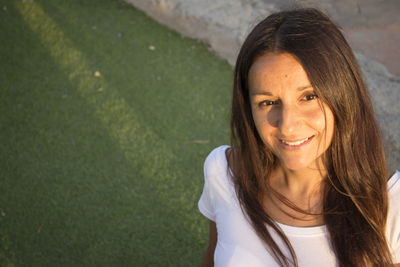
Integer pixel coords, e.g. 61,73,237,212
303,107,327,132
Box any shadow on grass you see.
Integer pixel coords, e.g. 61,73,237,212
1,0,232,266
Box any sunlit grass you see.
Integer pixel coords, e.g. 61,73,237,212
0,0,232,266
16,1,174,178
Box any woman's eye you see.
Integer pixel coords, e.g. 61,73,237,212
259,100,277,107
304,94,318,101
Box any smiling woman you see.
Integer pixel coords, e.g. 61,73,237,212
198,8,399,267
248,52,334,172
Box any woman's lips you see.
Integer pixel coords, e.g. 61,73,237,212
279,135,314,150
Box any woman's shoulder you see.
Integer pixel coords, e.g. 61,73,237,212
387,171,400,261
387,170,400,225
204,145,231,174
388,170,400,199
203,145,234,195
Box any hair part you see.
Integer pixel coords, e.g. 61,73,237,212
230,8,392,266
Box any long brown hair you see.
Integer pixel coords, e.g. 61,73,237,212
229,8,392,266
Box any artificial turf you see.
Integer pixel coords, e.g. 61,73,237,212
0,0,233,266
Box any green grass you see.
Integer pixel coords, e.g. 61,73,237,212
0,0,233,266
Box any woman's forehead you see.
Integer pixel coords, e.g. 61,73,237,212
248,53,311,93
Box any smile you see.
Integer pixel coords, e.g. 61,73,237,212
280,136,314,146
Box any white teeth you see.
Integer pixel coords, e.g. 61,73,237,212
281,137,310,146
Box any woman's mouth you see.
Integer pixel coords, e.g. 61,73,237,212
279,136,314,148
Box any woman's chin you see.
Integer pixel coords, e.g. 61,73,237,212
278,157,318,172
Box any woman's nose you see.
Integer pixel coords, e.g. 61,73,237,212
278,105,301,135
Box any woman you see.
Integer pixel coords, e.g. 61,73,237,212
198,8,400,267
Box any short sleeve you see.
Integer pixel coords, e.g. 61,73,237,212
198,145,232,221
387,171,400,262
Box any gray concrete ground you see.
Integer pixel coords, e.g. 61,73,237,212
125,0,400,171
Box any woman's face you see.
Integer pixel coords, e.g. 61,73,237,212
248,53,334,171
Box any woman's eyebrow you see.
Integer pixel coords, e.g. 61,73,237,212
297,85,312,91
250,91,273,96
251,85,312,96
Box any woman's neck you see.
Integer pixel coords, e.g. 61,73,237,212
272,164,326,198
263,164,326,227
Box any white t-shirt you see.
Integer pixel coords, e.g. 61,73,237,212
198,145,400,266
